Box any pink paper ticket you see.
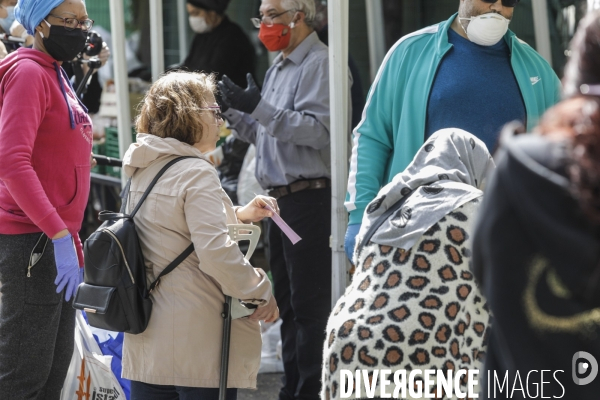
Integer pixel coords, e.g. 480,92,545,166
265,204,302,245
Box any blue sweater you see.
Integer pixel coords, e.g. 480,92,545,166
425,28,526,151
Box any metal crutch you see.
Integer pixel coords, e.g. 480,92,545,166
219,224,262,400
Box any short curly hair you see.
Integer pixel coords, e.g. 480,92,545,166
136,71,216,145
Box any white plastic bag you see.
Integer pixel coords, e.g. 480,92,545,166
237,145,267,206
61,311,125,400
259,319,284,373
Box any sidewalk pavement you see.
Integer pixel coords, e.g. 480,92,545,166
238,373,283,400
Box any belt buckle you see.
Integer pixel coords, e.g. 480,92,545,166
313,179,326,189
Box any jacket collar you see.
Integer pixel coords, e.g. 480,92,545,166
273,31,320,66
437,13,518,56
122,133,210,177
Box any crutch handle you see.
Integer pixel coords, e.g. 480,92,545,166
227,224,261,260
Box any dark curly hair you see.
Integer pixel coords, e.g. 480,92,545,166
570,99,600,224
562,10,600,99
537,10,600,223
537,98,600,222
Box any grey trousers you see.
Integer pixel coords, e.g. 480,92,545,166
0,233,75,400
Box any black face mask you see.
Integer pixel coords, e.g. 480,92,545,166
42,22,87,62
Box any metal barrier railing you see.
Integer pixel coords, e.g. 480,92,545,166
84,155,125,240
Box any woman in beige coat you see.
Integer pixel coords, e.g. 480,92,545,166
121,71,279,400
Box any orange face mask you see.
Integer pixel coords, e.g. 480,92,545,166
258,23,293,52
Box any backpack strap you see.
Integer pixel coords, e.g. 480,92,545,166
132,156,199,294
129,156,198,218
99,158,197,222
148,243,195,294
355,192,414,256
119,178,132,214
119,155,199,294
98,210,129,222
97,178,129,221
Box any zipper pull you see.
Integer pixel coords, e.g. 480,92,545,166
27,265,32,277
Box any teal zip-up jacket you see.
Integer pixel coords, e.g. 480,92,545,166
345,14,561,224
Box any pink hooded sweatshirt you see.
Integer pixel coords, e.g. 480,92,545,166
0,48,93,265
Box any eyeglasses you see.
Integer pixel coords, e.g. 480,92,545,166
481,0,520,7
199,105,222,121
251,9,295,28
48,14,94,31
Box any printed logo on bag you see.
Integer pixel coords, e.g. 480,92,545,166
76,358,91,400
75,358,122,400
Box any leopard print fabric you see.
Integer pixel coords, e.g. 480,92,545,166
322,200,491,400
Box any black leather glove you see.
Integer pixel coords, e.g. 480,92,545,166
217,73,262,115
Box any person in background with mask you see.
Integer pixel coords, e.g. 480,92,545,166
0,0,17,34
0,0,17,57
182,0,255,87
0,0,93,397
182,0,256,204
218,0,350,399
344,0,561,263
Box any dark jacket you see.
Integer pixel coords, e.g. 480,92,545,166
472,133,600,399
182,16,255,87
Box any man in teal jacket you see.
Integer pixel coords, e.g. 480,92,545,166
345,0,561,260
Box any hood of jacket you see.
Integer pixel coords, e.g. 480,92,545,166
499,133,600,301
0,47,86,129
0,47,55,80
123,133,211,177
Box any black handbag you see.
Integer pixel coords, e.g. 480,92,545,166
73,156,198,334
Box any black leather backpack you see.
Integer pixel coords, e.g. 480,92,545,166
73,156,197,334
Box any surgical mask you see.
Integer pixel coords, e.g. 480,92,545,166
258,21,294,52
40,20,87,62
0,6,15,34
459,13,510,46
189,15,211,33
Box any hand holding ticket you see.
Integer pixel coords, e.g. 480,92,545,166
264,204,302,245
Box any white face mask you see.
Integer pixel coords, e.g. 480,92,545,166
0,6,15,34
189,15,211,33
459,13,510,46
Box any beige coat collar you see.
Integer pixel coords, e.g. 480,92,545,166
122,133,211,178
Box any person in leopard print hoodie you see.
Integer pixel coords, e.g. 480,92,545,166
322,129,494,400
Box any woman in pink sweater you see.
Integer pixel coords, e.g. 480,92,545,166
0,0,94,397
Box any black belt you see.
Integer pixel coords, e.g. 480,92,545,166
268,178,330,200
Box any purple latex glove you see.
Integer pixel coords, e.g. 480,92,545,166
52,233,81,301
